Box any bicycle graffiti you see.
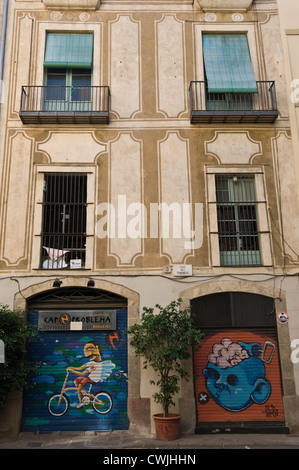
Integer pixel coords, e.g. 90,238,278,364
47,371,113,417
47,342,115,416
21,308,129,432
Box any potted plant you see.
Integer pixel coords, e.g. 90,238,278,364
127,298,204,440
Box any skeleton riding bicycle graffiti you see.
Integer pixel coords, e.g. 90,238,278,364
47,342,115,417
21,308,129,431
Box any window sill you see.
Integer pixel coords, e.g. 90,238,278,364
33,268,91,271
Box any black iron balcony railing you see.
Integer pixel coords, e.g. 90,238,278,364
189,81,279,124
19,85,110,124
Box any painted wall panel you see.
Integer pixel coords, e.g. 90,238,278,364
2,132,32,265
158,132,193,263
108,133,143,266
110,15,141,118
156,15,186,117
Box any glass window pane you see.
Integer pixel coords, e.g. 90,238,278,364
45,72,66,101
71,73,91,102
216,176,260,265
41,174,87,269
72,74,91,87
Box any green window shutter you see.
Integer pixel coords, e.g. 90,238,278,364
44,33,93,69
202,34,257,93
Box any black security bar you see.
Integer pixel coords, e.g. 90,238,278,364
19,85,110,124
189,81,278,124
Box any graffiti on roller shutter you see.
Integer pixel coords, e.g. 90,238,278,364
47,342,116,417
21,311,129,431
194,331,284,422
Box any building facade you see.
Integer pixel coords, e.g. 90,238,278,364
1,0,299,436
277,0,299,209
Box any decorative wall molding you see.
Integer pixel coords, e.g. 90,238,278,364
158,131,194,263
108,133,144,266
197,0,253,12
1,131,34,266
156,15,187,118
109,15,141,119
205,131,262,165
37,132,106,164
43,0,100,10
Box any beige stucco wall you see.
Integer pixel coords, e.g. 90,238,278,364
277,0,299,208
0,0,4,37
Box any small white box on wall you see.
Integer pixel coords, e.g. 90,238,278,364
70,259,82,269
173,265,193,277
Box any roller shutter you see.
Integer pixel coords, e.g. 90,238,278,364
193,328,285,429
192,293,287,432
21,308,128,432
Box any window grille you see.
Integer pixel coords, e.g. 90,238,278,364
215,175,261,266
191,292,276,328
40,173,87,269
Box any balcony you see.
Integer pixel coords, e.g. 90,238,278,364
19,86,110,124
189,81,279,124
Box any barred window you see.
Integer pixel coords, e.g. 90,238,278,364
40,173,87,269
215,175,261,266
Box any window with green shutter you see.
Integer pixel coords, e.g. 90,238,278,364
202,34,257,111
44,33,93,111
44,33,93,69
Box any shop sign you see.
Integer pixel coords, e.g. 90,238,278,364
38,310,117,331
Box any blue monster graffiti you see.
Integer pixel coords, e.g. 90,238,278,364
203,337,275,412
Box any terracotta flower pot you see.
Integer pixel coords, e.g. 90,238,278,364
153,413,181,440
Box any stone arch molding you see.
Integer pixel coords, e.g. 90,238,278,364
13,277,142,425
179,279,286,306
14,277,139,319
178,278,297,433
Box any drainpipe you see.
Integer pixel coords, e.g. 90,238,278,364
0,0,8,105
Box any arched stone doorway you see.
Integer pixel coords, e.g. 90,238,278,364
13,278,148,434
179,280,295,434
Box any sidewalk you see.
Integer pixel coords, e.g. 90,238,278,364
0,430,299,449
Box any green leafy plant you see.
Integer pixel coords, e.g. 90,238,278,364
0,304,39,409
127,299,204,417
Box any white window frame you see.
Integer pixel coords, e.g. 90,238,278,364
206,166,273,267
35,24,102,91
32,164,96,270
194,24,259,83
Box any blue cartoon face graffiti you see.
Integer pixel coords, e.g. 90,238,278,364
203,338,273,412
